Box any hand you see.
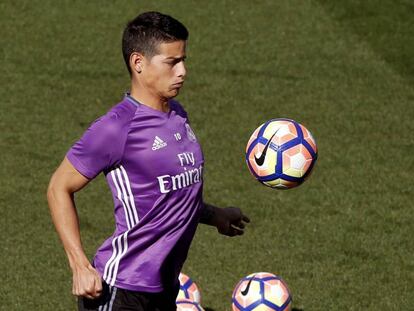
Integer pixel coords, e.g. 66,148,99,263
72,263,103,299
213,207,250,237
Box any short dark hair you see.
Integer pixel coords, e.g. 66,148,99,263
122,11,189,74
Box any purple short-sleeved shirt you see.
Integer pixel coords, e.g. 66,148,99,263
67,94,204,292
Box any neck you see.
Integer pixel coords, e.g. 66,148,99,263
130,81,169,113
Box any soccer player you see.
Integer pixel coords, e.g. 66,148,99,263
47,11,250,311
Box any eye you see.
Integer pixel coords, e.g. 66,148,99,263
168,58,186,65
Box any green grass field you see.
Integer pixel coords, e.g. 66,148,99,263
1,0,413,310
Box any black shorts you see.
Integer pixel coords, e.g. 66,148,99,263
78,282,179,311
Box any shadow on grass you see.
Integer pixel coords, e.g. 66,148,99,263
316,0,414,84
293,308,304,311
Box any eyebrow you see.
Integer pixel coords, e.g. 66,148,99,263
165,56,186,61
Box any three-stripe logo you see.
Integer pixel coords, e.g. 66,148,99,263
152,136,167,150
103,166,139,287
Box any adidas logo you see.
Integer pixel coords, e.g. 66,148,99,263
152,136,167,150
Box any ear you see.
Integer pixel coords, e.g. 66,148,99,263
130,52,144,74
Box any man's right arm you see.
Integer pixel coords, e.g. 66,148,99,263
46,157,102,299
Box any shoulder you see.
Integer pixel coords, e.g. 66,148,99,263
104,99,138,128
90,99,137,138
72,99,136,155
66,99,137,179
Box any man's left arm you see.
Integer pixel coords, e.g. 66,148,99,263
200,203,250,236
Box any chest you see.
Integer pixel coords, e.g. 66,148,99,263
122,113,204,178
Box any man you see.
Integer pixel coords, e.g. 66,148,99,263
47,11,249,311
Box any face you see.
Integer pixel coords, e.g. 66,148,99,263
139,40,187,100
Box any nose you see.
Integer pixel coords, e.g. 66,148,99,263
176,61,186,79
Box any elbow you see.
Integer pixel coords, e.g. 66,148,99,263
46,177,56,206
47,173,64,207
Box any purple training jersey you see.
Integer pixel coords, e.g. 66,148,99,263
67,94,204,292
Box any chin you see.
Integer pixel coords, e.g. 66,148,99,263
167,89,180,98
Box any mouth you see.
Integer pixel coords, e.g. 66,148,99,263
172,81,184,88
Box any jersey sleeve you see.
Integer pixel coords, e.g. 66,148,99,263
66,109,131,179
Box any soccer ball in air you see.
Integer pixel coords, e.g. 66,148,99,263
232,272,292,311
177,273,201,303
176,300,205,311
246,118,317,189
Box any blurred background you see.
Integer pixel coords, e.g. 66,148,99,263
1,0,413,310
